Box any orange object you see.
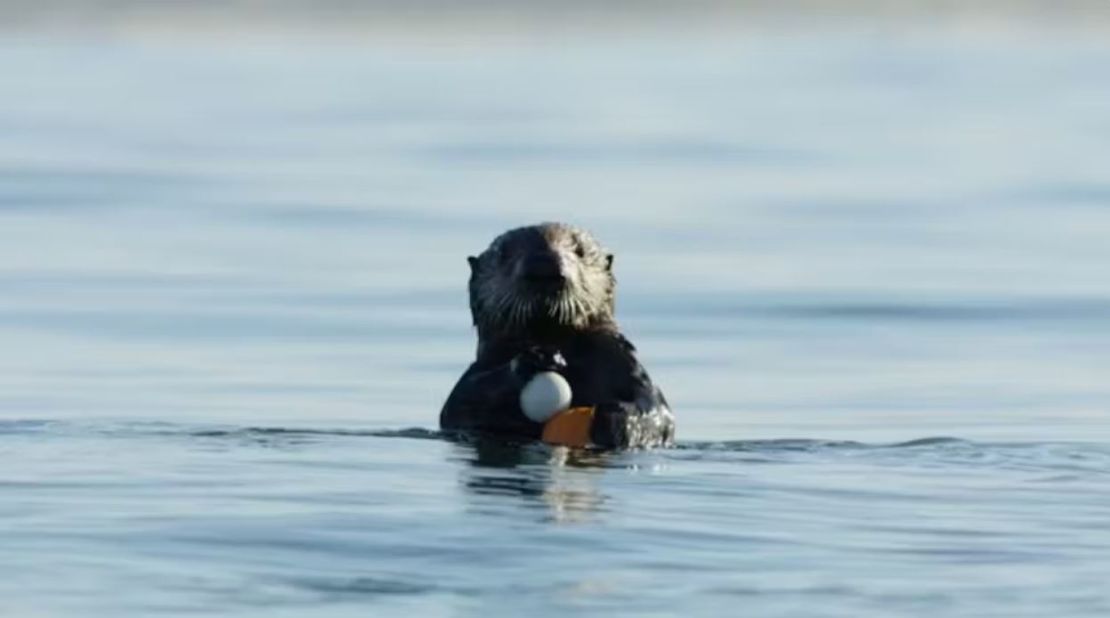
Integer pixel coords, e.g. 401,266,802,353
541,406,595,447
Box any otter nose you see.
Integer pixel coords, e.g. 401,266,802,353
522,253,565,284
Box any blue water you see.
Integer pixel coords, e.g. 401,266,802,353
2,28,1110,617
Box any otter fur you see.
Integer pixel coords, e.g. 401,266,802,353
439,222,674,448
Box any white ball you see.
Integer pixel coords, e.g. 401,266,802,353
519,372,573,423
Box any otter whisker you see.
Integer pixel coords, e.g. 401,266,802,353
548,291,563,324
495,292,514,325
572,295,587,326
504,293,521,324
513,298,529,329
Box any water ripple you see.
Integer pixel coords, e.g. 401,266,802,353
5,419,1109,476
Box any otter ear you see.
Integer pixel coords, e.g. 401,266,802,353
605,254,614,271
467,256,478,273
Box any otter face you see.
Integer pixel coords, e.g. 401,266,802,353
468,222,615,339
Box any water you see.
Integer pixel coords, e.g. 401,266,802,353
2,26,1110,617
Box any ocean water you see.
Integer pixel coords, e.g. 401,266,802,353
2,27,1110,617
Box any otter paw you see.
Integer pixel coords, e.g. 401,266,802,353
590,401,675,449
510,347,567,382
588,401,637,449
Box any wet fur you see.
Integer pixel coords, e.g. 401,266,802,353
440,222,674,448
468,223,616,349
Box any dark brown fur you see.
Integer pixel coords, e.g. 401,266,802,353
440,222,674,448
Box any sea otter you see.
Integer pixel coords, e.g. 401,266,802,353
439,222,674,448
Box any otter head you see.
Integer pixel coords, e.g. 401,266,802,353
468,222,616,344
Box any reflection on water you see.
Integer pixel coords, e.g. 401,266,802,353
456,438,610,523
3,419,1110,617
2,23,1110,618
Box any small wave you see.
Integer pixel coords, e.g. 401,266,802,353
886,436,969,448
286,576,438,598
761,299,1110,323
677,436,1110,478
0,419,445,443
188,426,443,441
4,419,1108,473
675,438,866,452
676,436,979,453
0,419,57,434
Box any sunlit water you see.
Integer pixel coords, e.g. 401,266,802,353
2,28,1110,617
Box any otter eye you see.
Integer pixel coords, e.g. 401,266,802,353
574,244,586,259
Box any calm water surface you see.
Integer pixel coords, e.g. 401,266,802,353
2,29,1110,617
